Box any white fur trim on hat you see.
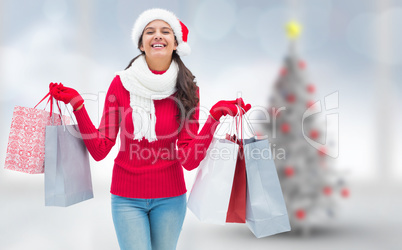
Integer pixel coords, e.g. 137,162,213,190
176,43,191,57
132,8,191,56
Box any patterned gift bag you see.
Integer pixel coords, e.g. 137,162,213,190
4,95,70,174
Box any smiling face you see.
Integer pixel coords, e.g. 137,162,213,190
139,20,178,60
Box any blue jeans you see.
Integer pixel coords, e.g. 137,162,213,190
111,193,187,250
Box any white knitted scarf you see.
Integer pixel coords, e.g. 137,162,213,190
115,55,178,142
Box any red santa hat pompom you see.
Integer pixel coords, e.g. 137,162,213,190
132,8,191,57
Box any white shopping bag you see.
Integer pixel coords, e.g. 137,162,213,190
187,108,242,225
187,138,239,224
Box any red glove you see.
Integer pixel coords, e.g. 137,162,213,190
49,83,84,110
210,98,251,121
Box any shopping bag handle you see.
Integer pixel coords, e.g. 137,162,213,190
225,105,242,143
52,99,78,130
49,97,65,126
239,106,255,135
214,105,242,139
234,105,243,145
239,106,268,140
62,102,77,125
33,90,65,119
228,106,240,137
34,92,53,116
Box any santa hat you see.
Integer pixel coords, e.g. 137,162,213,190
132,8,191,57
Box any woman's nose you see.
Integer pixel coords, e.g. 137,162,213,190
154,32,162,39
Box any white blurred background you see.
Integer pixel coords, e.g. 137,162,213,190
1,0,401,249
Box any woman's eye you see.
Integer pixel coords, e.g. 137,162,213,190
145,30,170,35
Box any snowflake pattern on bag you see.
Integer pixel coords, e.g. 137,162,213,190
4,106,70,174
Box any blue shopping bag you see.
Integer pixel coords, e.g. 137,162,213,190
44,102,93,207
244,137,291,237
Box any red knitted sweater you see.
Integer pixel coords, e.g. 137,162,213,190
73,74,220,198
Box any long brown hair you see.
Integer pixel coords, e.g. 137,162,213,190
125,37,199,124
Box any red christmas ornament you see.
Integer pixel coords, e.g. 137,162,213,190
307,100,315,108
280,67,287,76
284,166,294,177
307,84,315,93
287,94,296,103
310,130,319,139
341,188,350,198
281,123,290,133
318,146,327,156
299,60,306,69
323,186,332,196
295,209,306,220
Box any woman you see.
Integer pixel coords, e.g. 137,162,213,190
50,8,251,250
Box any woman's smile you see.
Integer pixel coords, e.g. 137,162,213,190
151,43,166,49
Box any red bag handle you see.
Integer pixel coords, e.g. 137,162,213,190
34,91,63,118
234,105,243,145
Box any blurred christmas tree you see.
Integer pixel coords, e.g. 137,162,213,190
262,21,349,235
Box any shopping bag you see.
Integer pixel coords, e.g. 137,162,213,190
44,107,93,207
187,138,239,224
4,94,70,174
243,117,291,237
187,110,242,225
225,121,247,223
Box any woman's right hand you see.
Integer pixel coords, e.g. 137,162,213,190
49,83,84,110
209,98,251,121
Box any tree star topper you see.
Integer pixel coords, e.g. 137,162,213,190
286,21,302,39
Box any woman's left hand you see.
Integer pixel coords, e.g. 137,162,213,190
210,98,251,121
49,83,84,110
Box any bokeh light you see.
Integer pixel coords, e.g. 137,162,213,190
193,0,237,41
347,8,402,64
